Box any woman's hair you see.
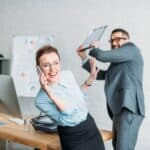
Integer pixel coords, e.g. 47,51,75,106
36,45,60,65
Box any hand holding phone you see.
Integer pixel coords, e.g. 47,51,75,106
36,66,49,90
36,65,43,75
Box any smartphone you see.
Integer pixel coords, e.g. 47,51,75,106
36,66,48,85
36,66,43,75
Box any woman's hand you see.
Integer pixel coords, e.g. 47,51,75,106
76,45,87,60
39,73,49,91
39,73,67,111
86,57,99,85
90,57,98,79
81,57,99,91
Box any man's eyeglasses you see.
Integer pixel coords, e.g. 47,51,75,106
41,61,60,71
109,37,127,43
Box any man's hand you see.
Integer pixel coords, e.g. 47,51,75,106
90,41,99,48
76,45,87,61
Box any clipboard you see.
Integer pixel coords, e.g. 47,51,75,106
80,25,107,52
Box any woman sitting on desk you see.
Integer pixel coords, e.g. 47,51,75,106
35,45,105,150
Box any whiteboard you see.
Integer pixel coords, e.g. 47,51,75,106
11,36,53,97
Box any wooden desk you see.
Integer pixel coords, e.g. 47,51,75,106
0,115,112,150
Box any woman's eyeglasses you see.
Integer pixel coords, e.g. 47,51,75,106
41,61,60,71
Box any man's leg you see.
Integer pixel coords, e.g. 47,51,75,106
114,109,143,150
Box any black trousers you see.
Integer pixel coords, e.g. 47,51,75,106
57,114,105,150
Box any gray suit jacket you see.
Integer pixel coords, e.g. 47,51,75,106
83,42,145,119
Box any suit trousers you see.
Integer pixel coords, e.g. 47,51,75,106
112,108,144,150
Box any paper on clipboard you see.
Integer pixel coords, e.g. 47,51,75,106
82,25,107,48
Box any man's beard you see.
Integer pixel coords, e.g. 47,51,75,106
111,44,121,49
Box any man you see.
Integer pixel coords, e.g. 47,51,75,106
77,28,145,150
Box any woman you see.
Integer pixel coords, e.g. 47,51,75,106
35,45,105,150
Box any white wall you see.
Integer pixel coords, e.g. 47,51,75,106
0,0,150,149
